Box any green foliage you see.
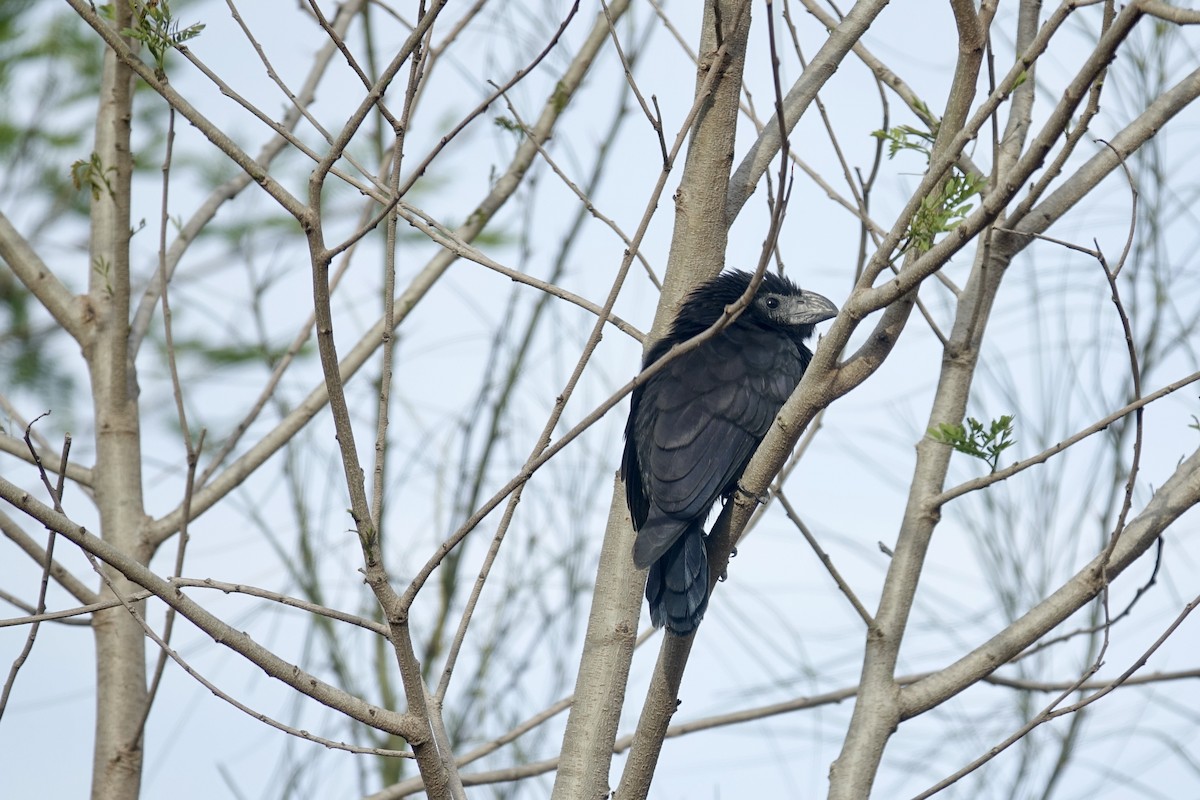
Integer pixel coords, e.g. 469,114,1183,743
0,8,146,224
493,115,523,136
907,171,986,253
122,0,205,78
928,414,1016,472
872,124,986,254
70,152,117,200
872,124,935,159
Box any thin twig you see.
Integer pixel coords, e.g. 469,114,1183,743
1006,2,1117,228
0,419,70,721
498,93,659,287
371,0,579,205
0,431,92,490
131,105,204,750
178,30,384,198
776,490,873,626
302,0,402,130
396,203,644,341
0,576,391,633
599,0,668,162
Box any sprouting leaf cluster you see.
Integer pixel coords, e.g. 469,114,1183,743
871,124,935,159
872,124,985,254
928,414,1016,472
907,171,986,253
493,116,523,135
122,0,205,78
70,152,116,200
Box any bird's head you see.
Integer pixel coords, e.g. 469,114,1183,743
725,271,837,343
662,270,838,348
752,277,838,332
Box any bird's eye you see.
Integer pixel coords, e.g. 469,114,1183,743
764,296,780,310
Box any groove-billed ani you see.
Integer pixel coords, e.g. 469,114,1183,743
622,270,838,635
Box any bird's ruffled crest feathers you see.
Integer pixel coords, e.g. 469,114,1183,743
665,270,803,337
642,270,831,369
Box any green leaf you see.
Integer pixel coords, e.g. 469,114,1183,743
124,0,205,77
928,414,1016,472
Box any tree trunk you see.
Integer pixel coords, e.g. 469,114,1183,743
87,5,150,799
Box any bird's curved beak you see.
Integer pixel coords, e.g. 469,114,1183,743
793,290,838,325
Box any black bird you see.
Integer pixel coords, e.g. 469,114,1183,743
622,270,838,635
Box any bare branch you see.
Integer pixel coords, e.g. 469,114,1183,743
902,447,1200,718
1138,0,1200,24
776,490,873,626
0,433,93,488
0,480,426,742
0,212,82,341
913,593,1200,798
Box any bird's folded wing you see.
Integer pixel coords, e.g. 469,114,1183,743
641,333,799,521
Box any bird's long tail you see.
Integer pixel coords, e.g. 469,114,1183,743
645,522,709,636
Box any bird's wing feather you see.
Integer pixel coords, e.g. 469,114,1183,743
621,388,649,529
636,328,803,528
